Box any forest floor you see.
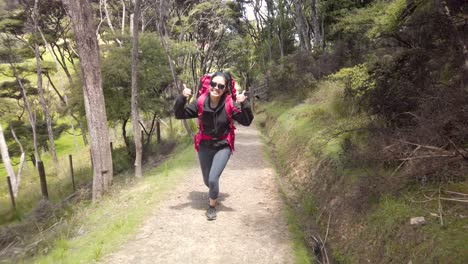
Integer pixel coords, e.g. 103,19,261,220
101,125,295,263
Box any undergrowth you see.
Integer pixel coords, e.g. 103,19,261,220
258,79,468,263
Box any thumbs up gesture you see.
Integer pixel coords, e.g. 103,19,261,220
182,84,192,98
236,90,248,104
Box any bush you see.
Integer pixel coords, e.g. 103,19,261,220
261,50,343,100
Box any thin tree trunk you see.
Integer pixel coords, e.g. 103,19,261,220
77,117,88,145
131,0,142,178
103,0,122,46
311,0,323,50
66,0,113,200
9,63,40,166
120,0,126,35
130,13,134,35
39,25,87,147
0,123,18,197
33,0,58,164
440,0,467,87
69,117,79,150
122,117,130,152
9,124,24,196
294,0,311,51
157,1,192,136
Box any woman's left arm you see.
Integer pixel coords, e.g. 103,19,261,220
232,100,254,126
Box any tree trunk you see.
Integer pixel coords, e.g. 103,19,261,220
131,0,142,178
277,0,285,58
120,0,126,35
311,0,323,50
78,118,89,145
130,13,134,35
39,21,89,147
33,0,58,164
157,0,192,137
265,0,274,61
10,63,40,166
9,124,24,196
103,0,122,46
294,0,311,51
122,117,130,151
69,117,79,150
440,0,467,88
66,0,113,200
0,123,18,197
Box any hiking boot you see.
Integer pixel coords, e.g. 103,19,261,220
206,206,217,221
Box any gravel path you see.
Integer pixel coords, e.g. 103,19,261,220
102,125,294,263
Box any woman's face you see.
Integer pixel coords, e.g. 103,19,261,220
209,75,227,99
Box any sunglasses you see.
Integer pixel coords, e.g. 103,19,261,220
210,81,226,90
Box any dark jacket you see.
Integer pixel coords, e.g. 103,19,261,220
174,94,254,149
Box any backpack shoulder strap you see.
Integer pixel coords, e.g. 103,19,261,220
197,92,208,131
224,95,240,124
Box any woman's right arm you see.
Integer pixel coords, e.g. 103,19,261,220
173,95,198,119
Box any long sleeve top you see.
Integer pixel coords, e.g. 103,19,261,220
174,94,254,149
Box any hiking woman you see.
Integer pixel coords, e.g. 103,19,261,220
174,72,254,220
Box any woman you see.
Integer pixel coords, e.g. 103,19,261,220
174,72,254,220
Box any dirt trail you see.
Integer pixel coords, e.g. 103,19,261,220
102,125,294,263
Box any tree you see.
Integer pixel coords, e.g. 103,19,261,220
65,0,113,200
131,0,142,178
32,0,58,164
0,101,25,198
0,10,41,166
100,34,171,154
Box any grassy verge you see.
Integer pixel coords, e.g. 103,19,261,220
284,206,313,264
256,121,314,264
257,80,468,263
25,139,196,264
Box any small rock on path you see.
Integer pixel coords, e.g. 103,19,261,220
102,125,294,263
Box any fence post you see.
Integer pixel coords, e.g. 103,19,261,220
141,130,144,147
69,154,76,192
6,176,16,211
156,120,161,144
90,149,93,169
110,142,114,171
37,161,49,200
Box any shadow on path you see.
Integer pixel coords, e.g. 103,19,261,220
169,191,235,212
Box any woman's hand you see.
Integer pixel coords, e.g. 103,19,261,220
182,84,192,98
236,90,248,104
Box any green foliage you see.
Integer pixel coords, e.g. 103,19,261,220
0,9,26,35
4,119,69,155
330,64,375,99
101,33,172,125
367,0,406,38
264,53,317,99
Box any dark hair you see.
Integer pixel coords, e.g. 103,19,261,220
212,71,232,94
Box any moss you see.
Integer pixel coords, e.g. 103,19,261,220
284,202,314,264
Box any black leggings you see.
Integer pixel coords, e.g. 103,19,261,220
197,145,231,200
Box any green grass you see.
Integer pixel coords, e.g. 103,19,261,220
0,124,94,224
29,139,196,264
360,192,468,264
257,79,468,263
284,206,313,264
